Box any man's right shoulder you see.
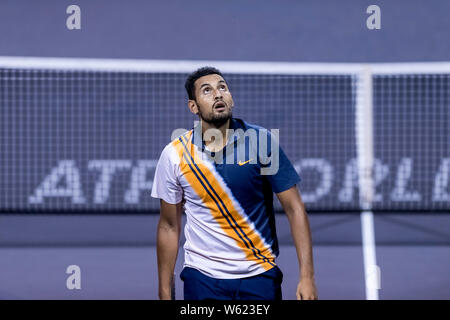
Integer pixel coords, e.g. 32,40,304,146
169,129,193,145
158,129,193,162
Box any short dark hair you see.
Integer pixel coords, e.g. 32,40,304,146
185,66,225,101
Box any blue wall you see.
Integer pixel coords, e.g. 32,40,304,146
0,0,449,62
1,0,449,213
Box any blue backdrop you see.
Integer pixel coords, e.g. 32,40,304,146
0,0,449,62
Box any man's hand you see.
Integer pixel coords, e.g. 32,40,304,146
159,290,172,301
296,277,318,300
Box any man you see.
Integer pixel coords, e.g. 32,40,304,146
151,66,317,300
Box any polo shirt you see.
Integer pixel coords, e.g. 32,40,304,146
151,117,300,279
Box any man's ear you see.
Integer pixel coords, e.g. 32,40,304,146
188,100,199,115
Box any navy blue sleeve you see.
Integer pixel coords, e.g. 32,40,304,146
266,145,301,193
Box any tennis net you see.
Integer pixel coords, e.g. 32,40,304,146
0,57,449,213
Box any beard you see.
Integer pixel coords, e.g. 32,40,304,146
197,105,233,127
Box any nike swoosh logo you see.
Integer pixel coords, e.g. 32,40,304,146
238,159,253,166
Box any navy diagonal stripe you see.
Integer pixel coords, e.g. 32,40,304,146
179,134,275,267
179,134,273,265
180,152,259,258
179,136,269,264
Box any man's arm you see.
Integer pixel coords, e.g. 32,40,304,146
157,199,183,300
276,185,318,300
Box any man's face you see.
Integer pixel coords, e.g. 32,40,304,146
192,74,234,126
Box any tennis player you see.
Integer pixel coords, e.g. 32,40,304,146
151,67,317,300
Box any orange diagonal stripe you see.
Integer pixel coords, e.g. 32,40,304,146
172,131,275,270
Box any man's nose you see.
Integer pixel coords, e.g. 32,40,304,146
214,89,223,100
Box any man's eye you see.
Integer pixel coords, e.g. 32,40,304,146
220,86,227,91
203,88,211,94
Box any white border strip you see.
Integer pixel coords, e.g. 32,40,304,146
355,66,379,300
1,56,450,75
356,66,375,209
361,211,380,300
370,62,450,75
0,56,362,74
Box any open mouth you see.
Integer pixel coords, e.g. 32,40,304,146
214,101,226,111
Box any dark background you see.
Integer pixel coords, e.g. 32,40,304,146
0,0,449,62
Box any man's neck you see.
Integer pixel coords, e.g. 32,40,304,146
201,118,231,152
